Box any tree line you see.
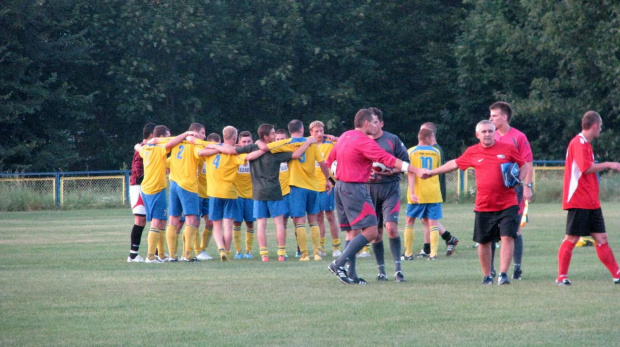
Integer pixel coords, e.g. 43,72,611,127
2,0,619,172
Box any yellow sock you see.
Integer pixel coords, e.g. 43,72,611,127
430,226,439,257
332,238,341,252
404,225,414,256
259,247,269,257
183,225,198,259
194,226,201,253
320,237,326,252
233,225,242,253
147,227,159,260
218,248,228,262
166,224,178,259
277,246,286,257
360,245,370,254
156,227,167,259
203,226,212,250
245,229,254,253
310,223,320,255
296,224,308,257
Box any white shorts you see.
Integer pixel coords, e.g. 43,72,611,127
130,185,146,215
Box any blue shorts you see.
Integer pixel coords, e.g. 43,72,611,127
288,186,319,217
282,194,291,219
199,197,209,217
141,189,168,222
234,197,256,222
254,200,288,219
318,190,335,212
406,203,443,220
209,197,238,221
169,181,199,217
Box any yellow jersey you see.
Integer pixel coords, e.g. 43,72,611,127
279,161,290,196
407,145,442,204
139,144,169,195
268,137,323,191
205,148,247,199
235,159,253,199
315,140,335,192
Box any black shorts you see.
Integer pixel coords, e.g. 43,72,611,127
473,205,519,244
566,208,606,236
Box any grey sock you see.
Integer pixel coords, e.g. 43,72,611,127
372,241,385,274
389,236,402,272
490,241,496,271
514,234,523,267
336,234,369,267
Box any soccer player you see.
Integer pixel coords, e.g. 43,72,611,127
556,111,620,286
165,123,206,262
405,128,443,263
194,132,221,261
423,120,529,285
217,124,315,262
407,122,458,259
199,126,248,261
326,108,422,284
309,120,341,258
274,129,297,256
266,120,332,261
364,107,409,282
233,131,256,259
489,102,533,280
138,126,197,263
127,122,156,262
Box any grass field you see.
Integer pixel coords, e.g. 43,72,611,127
2,203,620,346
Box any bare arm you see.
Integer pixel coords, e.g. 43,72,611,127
519,162,533,201
407,172,419,203
318,161,333,193
584,162,620,174
291,137,316,159
164,131,196,150
245,149,265,161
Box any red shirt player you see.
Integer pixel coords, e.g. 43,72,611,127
556,111,620,286
424,120,528,285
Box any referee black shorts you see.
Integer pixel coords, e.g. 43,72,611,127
473,205,519,244
566,208,606,236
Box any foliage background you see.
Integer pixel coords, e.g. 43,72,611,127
2,0,619,171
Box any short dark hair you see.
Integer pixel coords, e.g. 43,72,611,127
239,130,252,140
143,122,157,139
420,122,437,134
489,101,513,122
288,119,304,134
368,107,384,122
582,111,601,130
206,132,221,142
354,108,374,128
257,124,274,140
275,129,289,138
153,125,169,137
189,122,205,133
418,128,433,142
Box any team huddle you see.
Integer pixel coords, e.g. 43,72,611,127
127,103,620,286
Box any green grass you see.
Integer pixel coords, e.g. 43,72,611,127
2,203,620,346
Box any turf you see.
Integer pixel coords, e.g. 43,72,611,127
1,203,620,346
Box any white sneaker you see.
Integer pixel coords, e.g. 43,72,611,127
332,249,342,257
196,251,213,260
356,251,371,258
145,257,163,263
318,250,327,257
127,255,144,263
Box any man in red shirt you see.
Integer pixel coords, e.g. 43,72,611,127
423,120,528,285
326,108,422,284
556,111,620,286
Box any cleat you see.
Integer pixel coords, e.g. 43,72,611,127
446,236,459,256
299,255,310,261
145,257,163,263
261,255,269,262
415,251,429,259
556,278,572,286
127,255,144,263
196,251,213,261
356,251,371,258
481,276,493,285
243,253,253,259
491,268,496,278
163,257,178,263
350,277,367,285
377,274,388,282
278,255,287,262
318,250,327,257
314,254,323,261
401,254,414,261
220,253,229,262
180,256,198,262
498,273,511,285
295,250,302,258
614,278,620,284
394,271,406,283
156,255,168,262
328,261,353,284
512,267,522,280
428,255,438,261
234,252,243,260
332,249,342,257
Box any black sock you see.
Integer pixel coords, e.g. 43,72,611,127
389,236,402,272
441,231,452,241
423,243,430,255
129,224,145,258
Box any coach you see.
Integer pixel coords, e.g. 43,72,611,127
423,120,529,285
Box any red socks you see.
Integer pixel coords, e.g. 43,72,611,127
557,240,575,281
596,243,620,278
